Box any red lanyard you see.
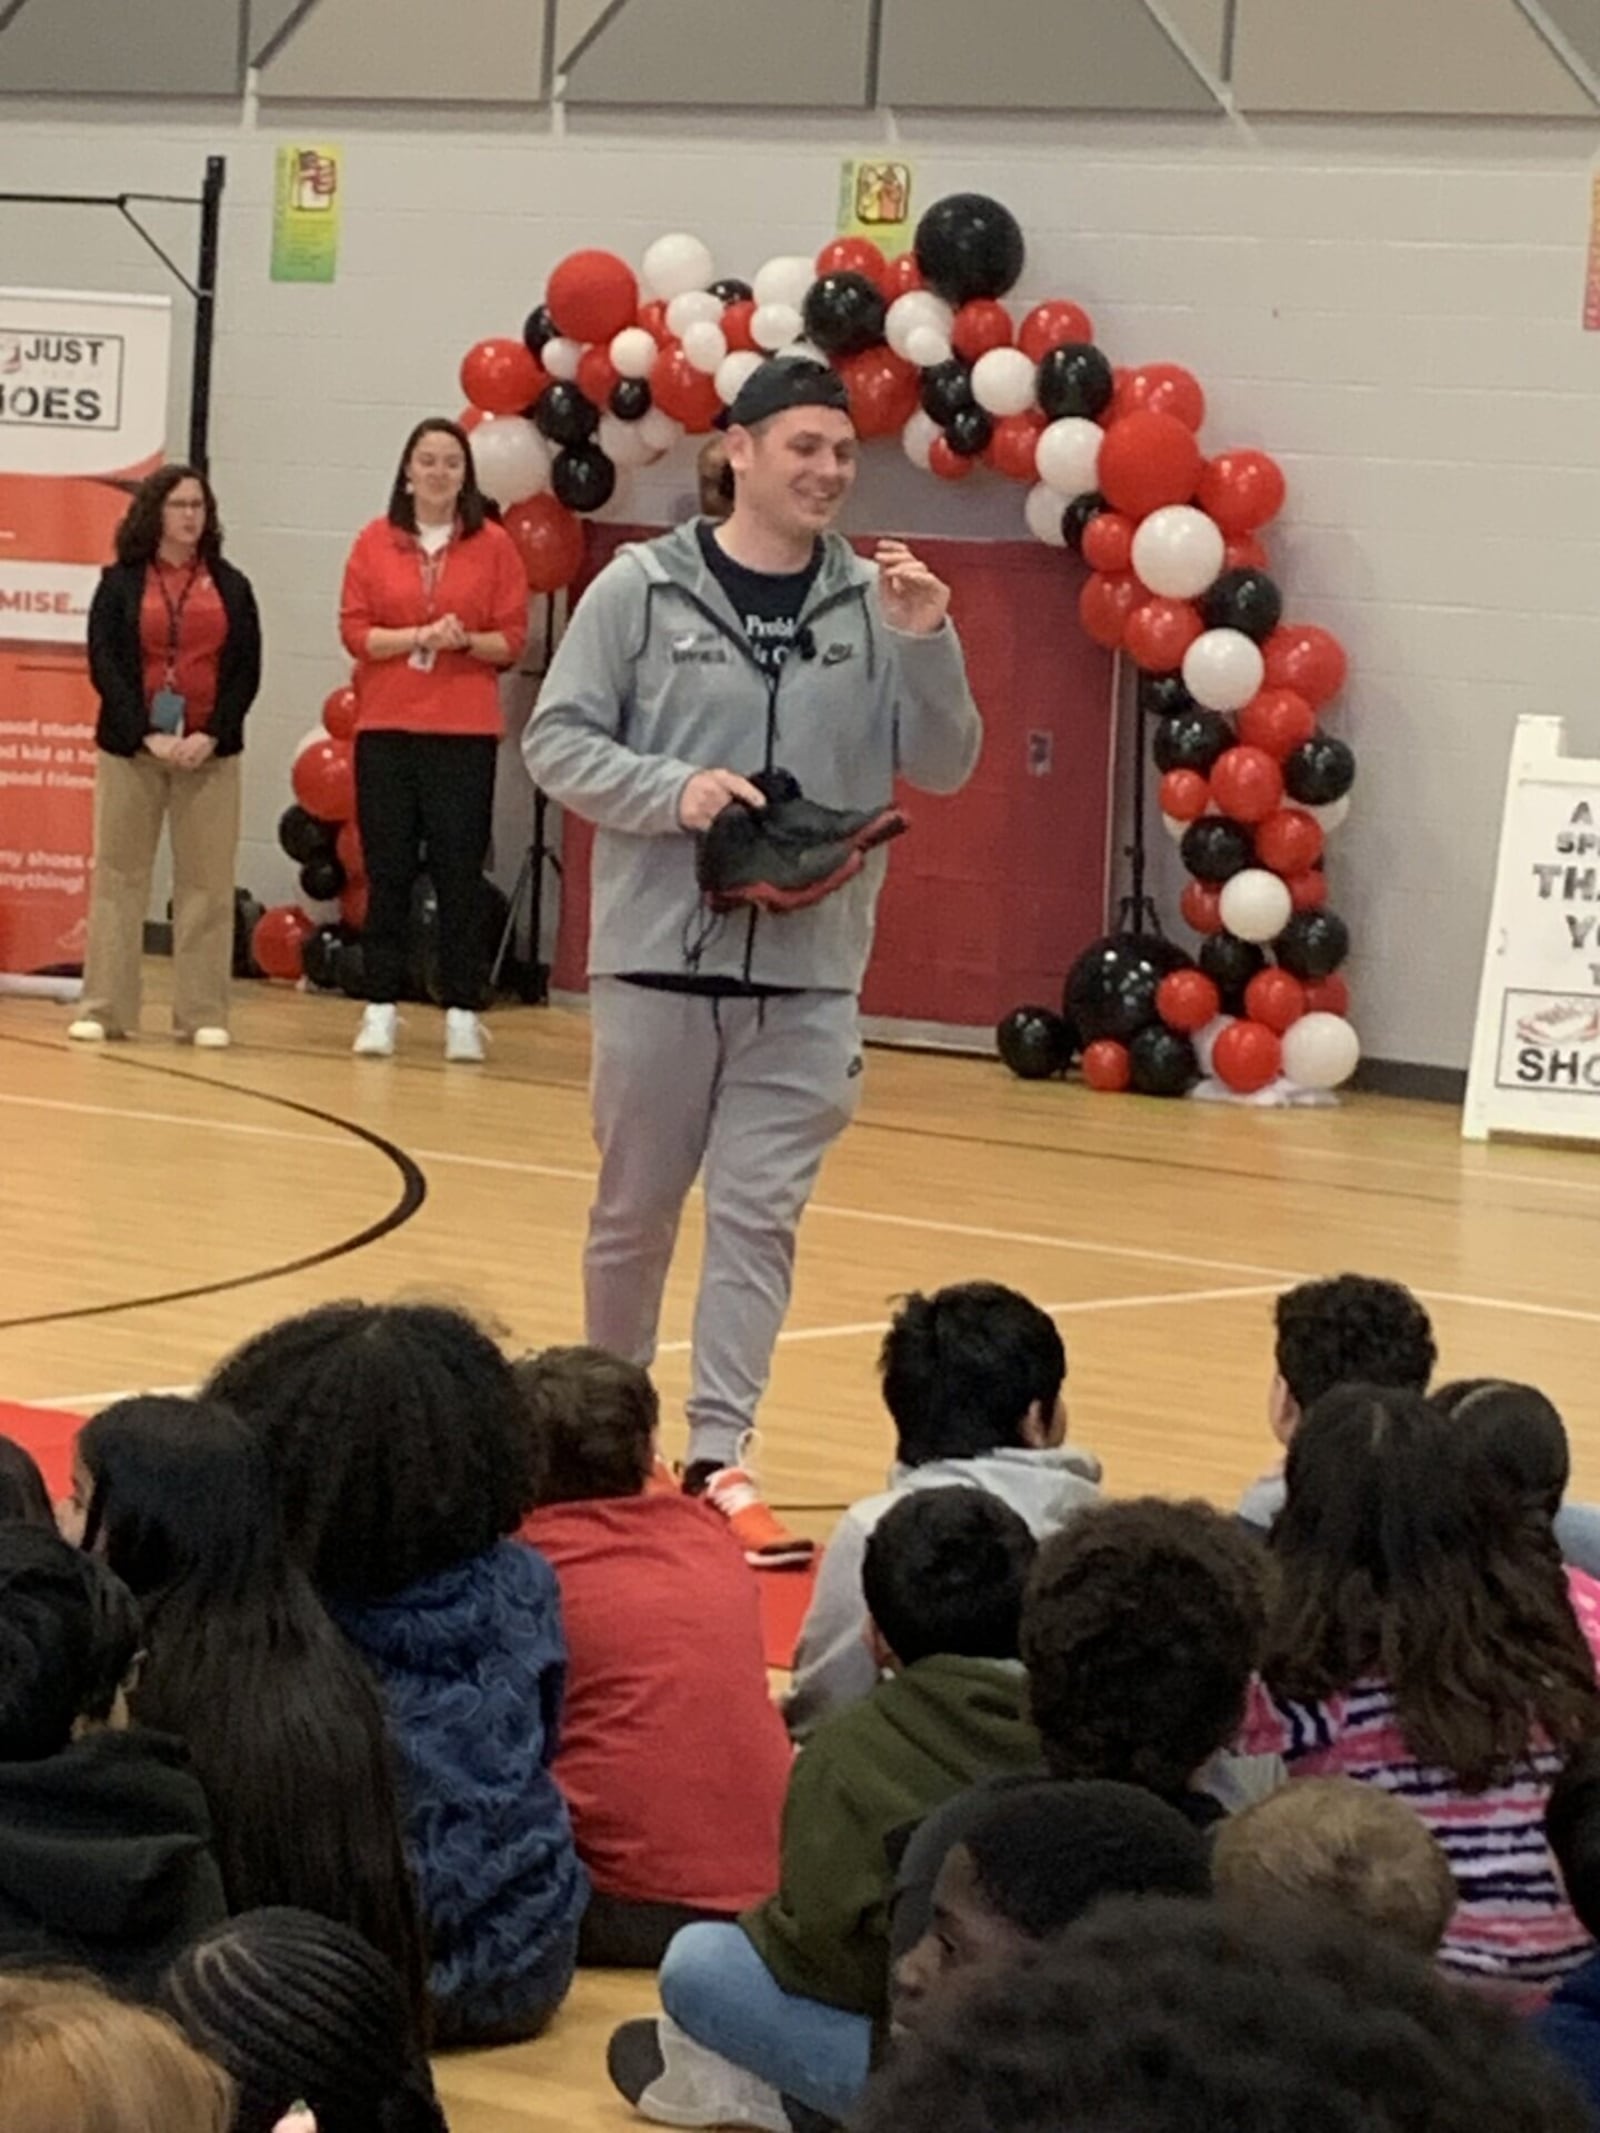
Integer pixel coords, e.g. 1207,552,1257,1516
156,560,203,686
416,532,452,617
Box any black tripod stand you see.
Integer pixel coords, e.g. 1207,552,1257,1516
1114,665,1163,937
491,598,562,1004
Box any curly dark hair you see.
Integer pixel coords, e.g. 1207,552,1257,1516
516,1345,657,1505
1434,1378,1570,1521
386,418,490,536
205,1301,537,1601
857,1896,1589,2133
1263,1386,1600,1790
0,1522,141,1758
863,1486,1037,1667
1020,1498,1269,1797
1274,1274,1436,1412
879,1283,1066,1466
114,462,223,566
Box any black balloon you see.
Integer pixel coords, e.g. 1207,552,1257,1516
1061,491,1106,557
1129,1022,1200,1099
914,192,1025,305
552,444,616,514
522,303,557,357
232,888,265,978
945,405,994,458
710,277,754,304
1199,568,1282,643
918,359,974,428
1153,708,1233,776
1036,342,1115,422
1181,817,1255,883
1065,932,1192,1045
533,380,599,447
277,803,336,866
301,922,344,991
997,1005,1074,1080
802,271,887,357
1283,733,1356,807
1139,673,1194,721
1275,909,1350,981
1199,932,1267,997
609,377,652,421
299,857,346,904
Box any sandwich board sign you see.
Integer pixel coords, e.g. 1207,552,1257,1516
1464,715,1600,1143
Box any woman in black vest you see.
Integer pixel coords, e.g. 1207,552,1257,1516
71,464,261,1047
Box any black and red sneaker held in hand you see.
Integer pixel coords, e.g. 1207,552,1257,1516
695,767,908,915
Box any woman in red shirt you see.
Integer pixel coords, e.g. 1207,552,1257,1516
340,419,528,1063
72,465,261,1046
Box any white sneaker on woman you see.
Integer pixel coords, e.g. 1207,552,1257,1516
67,1019,108,1043
444,1008,487,1063
353,1003,398,1057
191,1027,231,1050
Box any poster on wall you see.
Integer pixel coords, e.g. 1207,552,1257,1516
1463,715,1600,1140
271,145,342,284
0,287,171,989
836,158,913,243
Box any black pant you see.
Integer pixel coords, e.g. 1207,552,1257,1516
577,1892,736,1970
355,730,497,1010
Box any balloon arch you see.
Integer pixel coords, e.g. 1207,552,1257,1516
256,192,1357,1100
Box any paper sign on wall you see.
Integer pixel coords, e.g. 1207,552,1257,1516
837,159,913,243
271,145,342,284
1585,172,1600,331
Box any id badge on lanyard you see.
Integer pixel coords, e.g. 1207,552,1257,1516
408,538,450,672
153,562,201,730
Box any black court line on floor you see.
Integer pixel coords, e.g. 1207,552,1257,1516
0,1031,427,1331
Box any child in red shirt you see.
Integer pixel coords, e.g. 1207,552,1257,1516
517,1348,790,1967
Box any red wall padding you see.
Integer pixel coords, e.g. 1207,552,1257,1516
548,526,1113,1035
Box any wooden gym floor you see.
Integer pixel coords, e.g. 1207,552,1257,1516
4,967,1600,2129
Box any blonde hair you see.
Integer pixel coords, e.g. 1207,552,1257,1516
0,1974,233,2133
1212,1776,1457,1956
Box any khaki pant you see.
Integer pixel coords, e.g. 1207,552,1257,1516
80,750,242,1038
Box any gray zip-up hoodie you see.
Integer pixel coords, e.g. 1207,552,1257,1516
783,1442,1104,1741
524,522,982,987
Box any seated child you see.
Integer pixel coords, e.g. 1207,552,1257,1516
1534,1742,1600,2118
1212,1775,1457,1956
0,1972,233,2133
518,1346,790,1968
609,1487,1042,2131
0,1437,52,1526
786,1282,1100,1738
0,1523,226,1997
1433,1379,1600,1580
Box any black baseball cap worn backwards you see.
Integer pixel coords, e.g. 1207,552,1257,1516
723,355,852,431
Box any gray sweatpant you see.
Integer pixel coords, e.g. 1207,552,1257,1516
585,978,864,1472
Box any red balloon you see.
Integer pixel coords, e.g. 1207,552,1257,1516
650,343,722,433
636,300,670,344
1080,511,1135,575
1124,597,1204,675
1112,363,1206,432
883,253,925,300
1254,807,1325,876
1212,1019,1283,1094
928,433,974,482
1305,974,1350,1017
577,345,620,408
1096,412,1203,520
1181,879,1225,935
839,347,920,439
1159,769,1211,822
503,493,586,594
1079,571,1140,650
1244,967,1308,1034
458,405,487,434
547,249,639,346
816,236,889,290
321,684,358,743
1197,450,1286,536
721,299,758,352
1157,968,1221,1034
1082,1039,1132,1093
1209,745,1285,825
336,818,365,882
1236,688,1316,760
1287,868,1328,912
340,879,369,932
1261,624,1348,709
460,338,542,416
988,411,1047,482
1018,299,1095,363
952,299,1014,363
252,904,314,983
1224,533,1272,574
291,737,355,824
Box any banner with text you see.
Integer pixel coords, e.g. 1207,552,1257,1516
0,288,171,978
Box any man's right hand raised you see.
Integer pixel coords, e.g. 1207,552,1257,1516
678,768,766,833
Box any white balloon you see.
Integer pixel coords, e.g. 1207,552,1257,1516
682,320,728,375
904,324,953,370
470,415,551,508
1024,483,1068,549
598,412,655,469
541,336,582,383
1183,628,1265,713
1162,811,1189,842
1193,1013,1236,1078
609,326,658,380
781,339,828,365
750,302,802,352
752,255,814,309
1035,417,1102,498
1310,795,1351,834
971,347,1037,418
667,289,722,338
1132,506,1226,602
885,291,954,361
641,232,715,302
901,409,941,472
1218,867,1293,944
715,349,765,406
1281,1011,1361,1091
638,407,685,454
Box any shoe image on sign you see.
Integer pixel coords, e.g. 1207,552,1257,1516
696,766,907,916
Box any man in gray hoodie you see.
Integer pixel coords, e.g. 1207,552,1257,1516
525,356,982,1566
